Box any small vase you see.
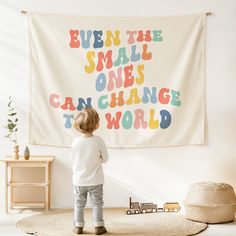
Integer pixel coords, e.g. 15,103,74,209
13,144,19,160
23,146,30,160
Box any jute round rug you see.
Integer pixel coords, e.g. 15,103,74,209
16,208,207,236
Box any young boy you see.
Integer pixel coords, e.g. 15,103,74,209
71,107,108,235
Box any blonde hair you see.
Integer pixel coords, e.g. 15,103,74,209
73,107,100,134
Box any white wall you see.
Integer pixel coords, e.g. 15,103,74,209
0,0,236,212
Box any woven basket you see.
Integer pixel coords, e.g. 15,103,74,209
184,182,236,223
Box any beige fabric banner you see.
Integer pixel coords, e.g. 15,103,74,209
28,13,206,148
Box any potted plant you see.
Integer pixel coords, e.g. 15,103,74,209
4,96,19,159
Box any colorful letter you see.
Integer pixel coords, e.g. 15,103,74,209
137,30,152,42
135,64,145,85
142,87,157,103
98,95,108,110
69,29,80,48
96,50,113,72
77,98,92,111
153,30,163,42
63,114,74,128
134,109,148,129
171,90,181,106
105,31,121,47
126,88,141,105
130,45,140,62
61,97,76,111
114,47,129,67
126,31,137,44
126,30,137,44
110,91,124,108
107,67,122,91
149,108,159,129
105,112,122,129
80,30,92,48
122,111,133,129
93,30,104,48
160,110,171,129
49,93,60,108
142,44,152,60
158,88,170,104
84,51,95,73
124,64,134,88
96,73,106,92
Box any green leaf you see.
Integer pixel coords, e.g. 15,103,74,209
15,128,18,132
15,118,18,122
8,119,12,123
9,112,17,116
8,100,12,107
8,123,16,130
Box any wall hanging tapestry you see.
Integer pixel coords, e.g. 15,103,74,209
28,13,206,147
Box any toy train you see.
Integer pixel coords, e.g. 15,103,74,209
126,197,180,215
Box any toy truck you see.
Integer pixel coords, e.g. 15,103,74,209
140,202,158,213
126,198,158,214
125,198,180,215
163,202,180,212
126,197,141,215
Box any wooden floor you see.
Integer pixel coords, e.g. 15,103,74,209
0,209,236,236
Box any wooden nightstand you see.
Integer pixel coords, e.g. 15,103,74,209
1,156,54,213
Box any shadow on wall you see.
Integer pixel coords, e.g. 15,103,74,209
101,149,189,207
211,157,236,185
50,154,173,208
45,150,236,209
104,173,170,207
104,174,143,207
51,155,74,208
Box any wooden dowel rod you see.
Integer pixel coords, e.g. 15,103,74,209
21,10,213,16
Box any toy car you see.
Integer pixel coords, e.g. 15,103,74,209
126,200,141,215
163,202,180,212
140,203,157,213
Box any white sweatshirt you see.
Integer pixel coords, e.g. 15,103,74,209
70,135,108,186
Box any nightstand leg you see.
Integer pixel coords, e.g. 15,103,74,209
48,163,51,209
10,166,12,210
45,164,49,211
5,163,8,214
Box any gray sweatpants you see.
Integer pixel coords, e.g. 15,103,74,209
73,184,104,227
